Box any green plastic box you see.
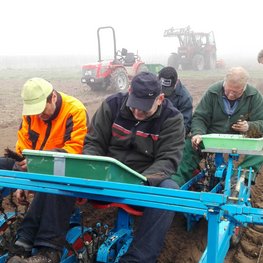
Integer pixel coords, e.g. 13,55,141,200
201,134,263,151
145,64,164,74
23,150,147,185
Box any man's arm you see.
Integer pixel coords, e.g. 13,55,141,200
83,101,113,156
60,109,89,154
246,91,263,133
175,81,193,134
178,96,193,134
191,91,213,136
16,117,33,155
142,113,185,176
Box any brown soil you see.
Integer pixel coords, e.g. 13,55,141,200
1,71,263,262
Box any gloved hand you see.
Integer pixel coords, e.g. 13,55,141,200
145,172,170,187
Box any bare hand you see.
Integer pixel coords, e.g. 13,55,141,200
232,120,249,133
15,189,31,206
15,159,27,171
191,134,202,150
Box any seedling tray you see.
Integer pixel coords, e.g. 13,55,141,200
23,150,146,185
201,134,263,151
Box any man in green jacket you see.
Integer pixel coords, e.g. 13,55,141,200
174,66,263,185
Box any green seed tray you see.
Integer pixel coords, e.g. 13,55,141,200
201,134,263,151
23,150,146,185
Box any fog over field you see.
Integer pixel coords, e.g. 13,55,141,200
0,0,262,69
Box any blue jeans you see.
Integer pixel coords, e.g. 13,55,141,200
17,193,76,250
0,157,16,170
119,179,178,263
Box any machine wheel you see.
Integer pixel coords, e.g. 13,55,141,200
192,54,205,71
110,68,129,91
167,53,180,70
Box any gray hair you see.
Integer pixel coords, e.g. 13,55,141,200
224,67,249,89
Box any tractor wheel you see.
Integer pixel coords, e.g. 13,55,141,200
192,54,205,71
167,53,179,70
110,68,129,91
205,53,217,70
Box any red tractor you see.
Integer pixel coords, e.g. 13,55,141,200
81,26,147,91
164,26,217,71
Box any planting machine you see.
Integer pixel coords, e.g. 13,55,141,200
0,134,263,262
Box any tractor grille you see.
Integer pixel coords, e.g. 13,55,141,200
82,68,97,77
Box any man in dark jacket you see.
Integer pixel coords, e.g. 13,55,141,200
173,66,263,186
83,71,185,262
158,66,193,135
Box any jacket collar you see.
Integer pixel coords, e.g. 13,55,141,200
45,91,62,122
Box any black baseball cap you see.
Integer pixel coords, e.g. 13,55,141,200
158,66,178,88
126,72,161,111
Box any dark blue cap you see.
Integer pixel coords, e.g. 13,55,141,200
126,72,161,111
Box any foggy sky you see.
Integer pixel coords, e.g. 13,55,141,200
0,0,262,64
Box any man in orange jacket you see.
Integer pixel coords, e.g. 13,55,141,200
1,78,89,263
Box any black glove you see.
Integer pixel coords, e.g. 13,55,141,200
4,148,25,162
145,172,170,187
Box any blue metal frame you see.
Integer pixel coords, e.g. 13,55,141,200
0,152,262,262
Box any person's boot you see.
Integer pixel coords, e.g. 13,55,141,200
7,238,33,263
7,244,32,263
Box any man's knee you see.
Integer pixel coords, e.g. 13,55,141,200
159,179,179,189
0,157,15,170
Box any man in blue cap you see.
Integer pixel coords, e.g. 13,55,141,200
158,66,193,135
83,71,185,262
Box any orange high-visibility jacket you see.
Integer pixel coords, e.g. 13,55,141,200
16,92,89,154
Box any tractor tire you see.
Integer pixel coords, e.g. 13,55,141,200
205,53,217,70
167,53,179,70
110,68,129,91
192,54,205,71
